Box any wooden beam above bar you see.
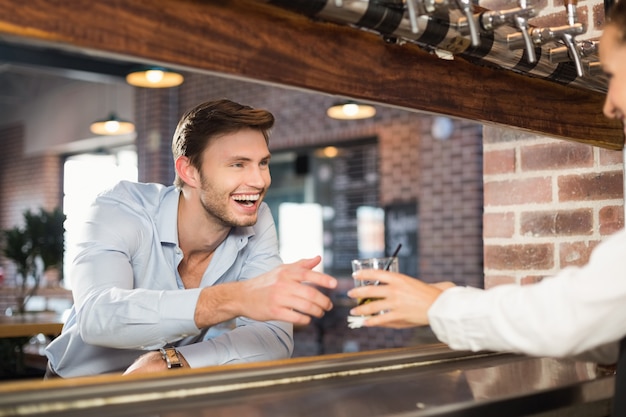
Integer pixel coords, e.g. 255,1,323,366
0,0,622,149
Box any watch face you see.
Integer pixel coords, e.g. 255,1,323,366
162,348,183,368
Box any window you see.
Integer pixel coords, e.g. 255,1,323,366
62,148,137,287
265,139,380,278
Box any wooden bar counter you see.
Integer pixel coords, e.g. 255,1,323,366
0,312,64,339
0,344,614,417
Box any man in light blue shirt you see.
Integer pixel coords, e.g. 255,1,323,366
45,99,337,378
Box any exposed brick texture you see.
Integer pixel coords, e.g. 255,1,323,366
599,205,625,235
485,177,553,206
483,125,624,286
558,171,624,202
484,149,515,175
559,240,601,268
484,212,515,238
484,243,554,270
520,209,593,237
520,142,593,171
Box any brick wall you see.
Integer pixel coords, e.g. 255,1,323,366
0,124,63,286
134,88,178,185
418,121,484,286
483,127,624,288
479,0,623,288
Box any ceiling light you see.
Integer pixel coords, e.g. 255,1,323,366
126,67,184,88
90,113,135,136
431,116,454,141
326,101,376,120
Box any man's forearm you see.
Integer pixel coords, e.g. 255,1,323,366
194,282,243,328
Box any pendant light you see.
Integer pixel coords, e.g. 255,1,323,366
326,100,376,120
90,112,135,136
126,66,184,88
90,83,135,136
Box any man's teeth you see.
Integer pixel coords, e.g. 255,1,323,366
232,195,260,202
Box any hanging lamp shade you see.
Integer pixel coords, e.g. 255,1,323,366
326,100,376,120
90,112,135,136
126,67,184,88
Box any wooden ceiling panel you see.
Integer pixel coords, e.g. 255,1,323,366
0,0,622,149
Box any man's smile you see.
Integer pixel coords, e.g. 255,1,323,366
232,193,261,208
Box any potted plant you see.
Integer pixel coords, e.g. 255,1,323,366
1,207,65,315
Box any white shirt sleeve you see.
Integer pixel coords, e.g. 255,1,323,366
428,229,626,364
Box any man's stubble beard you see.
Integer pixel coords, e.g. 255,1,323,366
198,176,260,228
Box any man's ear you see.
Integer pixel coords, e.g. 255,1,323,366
175,156,200,188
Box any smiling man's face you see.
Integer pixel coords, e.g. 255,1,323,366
197,128,271,228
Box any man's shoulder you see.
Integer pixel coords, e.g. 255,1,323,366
99,181,175,206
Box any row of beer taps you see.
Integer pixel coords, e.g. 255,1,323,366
401,0,595,77
262,0,605,89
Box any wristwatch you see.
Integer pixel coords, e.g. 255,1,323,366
160,347,183,369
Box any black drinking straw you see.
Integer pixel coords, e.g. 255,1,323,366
368,243,402,288
383,243,402,271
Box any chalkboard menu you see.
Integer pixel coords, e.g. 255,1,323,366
385,201,418,277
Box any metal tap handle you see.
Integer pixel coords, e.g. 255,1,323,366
482,1,537,62
405,0,420,34
537,24,585,76
454,0,480,46
514,14,536,63
561,0,584,76
561,32,584,76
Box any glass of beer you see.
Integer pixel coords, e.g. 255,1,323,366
351,256,399,309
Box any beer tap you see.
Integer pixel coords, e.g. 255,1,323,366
404,0,456,35
549,39,597,63
507,0,585,76
405,0,421,34
454,0,481,47
479,0,537,61
559,0,585,76
405,0,480,46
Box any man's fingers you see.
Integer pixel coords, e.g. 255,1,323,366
290,256,322,269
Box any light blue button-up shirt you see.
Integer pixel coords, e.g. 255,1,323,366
45,181,292,377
